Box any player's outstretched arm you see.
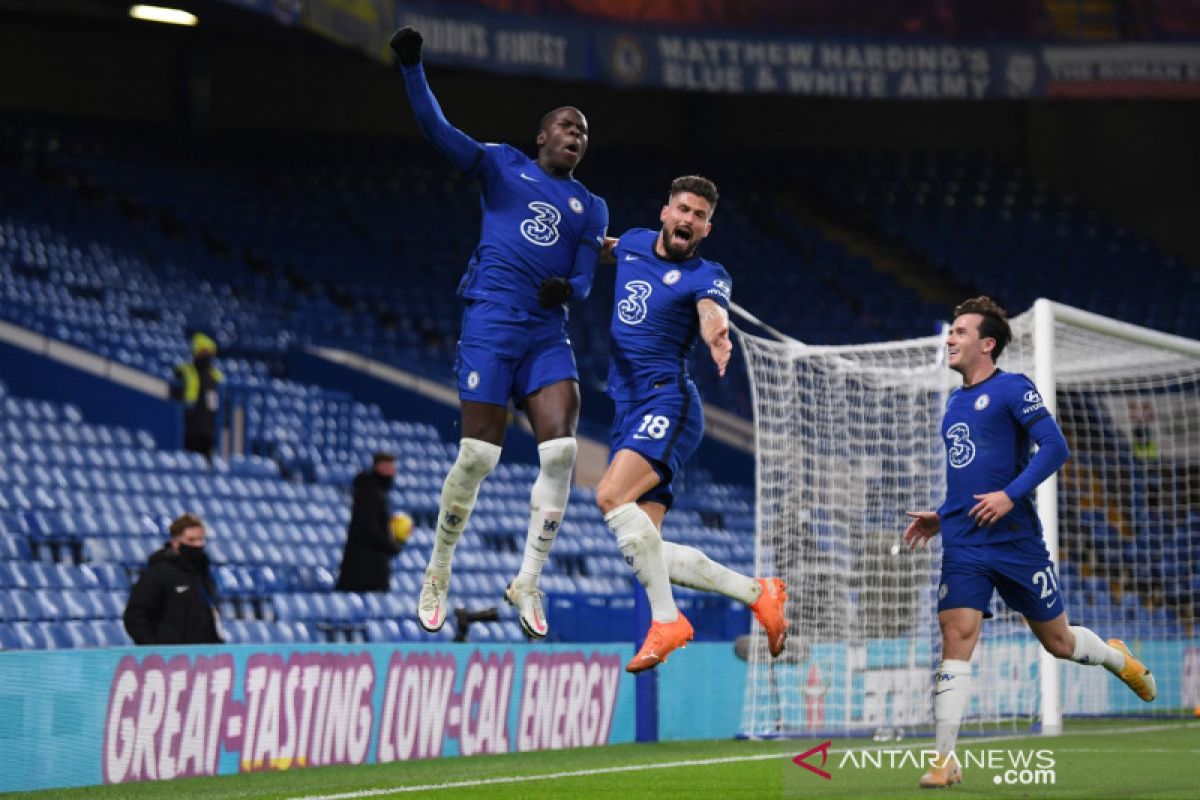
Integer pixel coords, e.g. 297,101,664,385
598,236,619,265
697,298,732,377
903,511,940,549
390,26,483,174
390,26,423,66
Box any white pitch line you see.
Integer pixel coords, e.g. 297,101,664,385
288,721,1200,800
288,753,788,800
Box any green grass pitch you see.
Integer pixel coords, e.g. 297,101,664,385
11,718,1198,799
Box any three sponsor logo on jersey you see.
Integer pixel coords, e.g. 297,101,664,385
517,194,586,248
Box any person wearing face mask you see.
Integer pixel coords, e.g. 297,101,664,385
335,452,409,592
124,513,224,645
171,332,224,462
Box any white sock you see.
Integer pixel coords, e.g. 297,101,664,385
1069,626,1126,672
429,438,501,573
605,503,677,623
661,541,759,605
516,437,576,587
933,659,971,759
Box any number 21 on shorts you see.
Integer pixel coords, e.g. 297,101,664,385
636,414,671,439
1032,566,1059,604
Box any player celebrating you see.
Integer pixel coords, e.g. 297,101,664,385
594,175,787,674
905,296,1155,789
390,28,609,639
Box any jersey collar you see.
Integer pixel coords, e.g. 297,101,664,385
961,367,1002,391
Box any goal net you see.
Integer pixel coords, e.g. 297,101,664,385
737,299,1200,738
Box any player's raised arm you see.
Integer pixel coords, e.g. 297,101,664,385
390,27,484,174
697,298,732,377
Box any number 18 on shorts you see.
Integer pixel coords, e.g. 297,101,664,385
609,385,704,483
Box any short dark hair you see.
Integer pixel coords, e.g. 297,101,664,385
953,295,1012,360
169,513,204,539
372,451,396,466
539,106,582,133
669,175,718,211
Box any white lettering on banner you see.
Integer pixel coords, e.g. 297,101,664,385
103,647,626,784
460,652,514,756
786,70,888,97
664,61,744,92
402,14,489,59
103,654,235,784
860,668,930,726
496,30,567,69
1183,648,1200,708
241,652,375,770
1044,45,1200,85
656,35,993,98
516,652,621,751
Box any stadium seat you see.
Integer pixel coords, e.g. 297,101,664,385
0,625,21,650
13,622,49,650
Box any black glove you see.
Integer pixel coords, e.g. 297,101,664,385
538,277,573,309
390,27,423,67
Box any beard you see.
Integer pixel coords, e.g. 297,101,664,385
660,224,699,261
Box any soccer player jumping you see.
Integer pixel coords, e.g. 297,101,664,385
905,296,1155,789
594,176,787,674
391,28,609,639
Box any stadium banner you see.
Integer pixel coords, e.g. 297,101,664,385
657,642,747,741
0,642,635,793
751,635,1198,736
1044,44,1200,98
289,1,1200,99
220,0,302,25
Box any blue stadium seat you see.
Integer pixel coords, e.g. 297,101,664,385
272,594,313,621
34,590,65,621
0,537,32,561
89,563,130,590
0,625,21,650
0,562,28,589
0,590,17,619
42,622,74,649
13,621,49,650
366,619,403,642
90,620,133,647
64,620,102,648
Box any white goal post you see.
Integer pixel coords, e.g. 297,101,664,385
735,298,1200,739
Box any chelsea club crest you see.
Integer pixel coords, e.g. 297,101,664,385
974,394,990,411
663,269,681,285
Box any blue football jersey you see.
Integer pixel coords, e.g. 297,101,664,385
460,144,608,317
606,228,732,401
937,370,1055,545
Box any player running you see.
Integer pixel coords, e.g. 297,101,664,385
391,27,609,639
594,175,787,674
905,296,1156,789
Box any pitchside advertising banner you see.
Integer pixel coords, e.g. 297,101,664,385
268,0,1200,99
0,642,635,793
756,636,1199,735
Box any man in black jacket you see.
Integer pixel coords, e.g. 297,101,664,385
336,452,407,592
124,513,224,645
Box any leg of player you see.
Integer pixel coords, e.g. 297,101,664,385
417,402,505,633
505,379,580,638
596,450,693,673
920,607,982,789
1026,613,1156,701
659,538,788,657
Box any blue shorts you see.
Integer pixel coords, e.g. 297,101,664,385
609,382,703,510
455,301,577,407
938,538,1065,622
